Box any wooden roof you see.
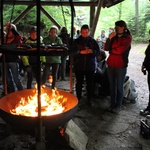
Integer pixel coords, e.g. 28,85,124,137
0,0,125,36
0,0,124,8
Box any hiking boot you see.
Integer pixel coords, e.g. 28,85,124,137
107,103,117,112
111,106,121,113
140,108,150,116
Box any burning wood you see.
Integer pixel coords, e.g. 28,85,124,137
10,87,67,117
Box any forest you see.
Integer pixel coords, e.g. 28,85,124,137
1,0,150,42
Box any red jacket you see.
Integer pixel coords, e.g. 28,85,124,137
105,34,132,68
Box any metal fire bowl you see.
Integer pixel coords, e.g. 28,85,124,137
0,88,78,131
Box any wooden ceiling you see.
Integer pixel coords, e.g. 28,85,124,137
0,0,125,36
0,0,125,8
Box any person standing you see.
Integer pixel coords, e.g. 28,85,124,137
41,26,62,89
73,24,100,106
105,20,132,113
1,22,23,93
22,26,45,89
96,30,107,50
140,29,150,116
58,26,71,81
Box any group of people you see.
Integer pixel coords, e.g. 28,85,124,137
0,22,71,94
73,20,132,113
96,27,115,50
1,20,150,116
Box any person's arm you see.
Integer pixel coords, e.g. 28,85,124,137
105,32,116,51
111,36,132,55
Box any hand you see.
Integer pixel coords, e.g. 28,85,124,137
141,66,146,75
25,65,31,73
80,48,93,54
109,32,116,39
141,66,145,72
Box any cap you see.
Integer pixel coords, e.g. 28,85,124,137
29,26,37,33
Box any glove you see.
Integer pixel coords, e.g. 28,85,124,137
25,65,31,73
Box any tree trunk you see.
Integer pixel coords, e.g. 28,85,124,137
135,0,139,36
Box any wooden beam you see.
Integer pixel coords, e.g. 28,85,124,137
12,5,34,24
91,0,104,37
89,5,95,29
40,6,61,29
0,1,98,7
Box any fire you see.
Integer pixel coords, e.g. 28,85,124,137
10,87,67,117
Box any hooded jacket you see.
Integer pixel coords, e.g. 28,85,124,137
2,34,22,62
21,37,45,66
105,33,132,68
43,36,62,64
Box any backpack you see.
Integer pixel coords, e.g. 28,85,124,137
123,76,138,103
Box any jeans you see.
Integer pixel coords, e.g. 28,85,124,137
4,62,23,93
41,63,59,89
58,56,67,80
27,65,38,89
107,66,127,106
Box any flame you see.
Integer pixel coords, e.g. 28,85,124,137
10,87,67,117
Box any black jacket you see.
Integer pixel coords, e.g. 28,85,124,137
73,35,100,71
143,40,150,70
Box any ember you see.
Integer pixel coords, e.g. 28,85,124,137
10,87,67,117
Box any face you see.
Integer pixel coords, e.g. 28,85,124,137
81,29,89,38
49,28,57,37
101,30,105,35
30,31,37,40
115,26,124,34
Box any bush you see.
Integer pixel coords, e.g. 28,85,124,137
132,36,148,44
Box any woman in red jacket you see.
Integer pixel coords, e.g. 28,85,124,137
105,20,132,113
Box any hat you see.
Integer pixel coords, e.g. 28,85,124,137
5,22,19,36
29,26,37,33
11,24,17,31
49,25,58,32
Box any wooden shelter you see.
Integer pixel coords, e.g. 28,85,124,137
0,0,124,36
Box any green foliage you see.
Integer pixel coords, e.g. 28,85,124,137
132,35,148,44
95,0,150,41
1,0,150,43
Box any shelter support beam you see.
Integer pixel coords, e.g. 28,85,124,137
40,6,61,29
13,5,34,24
91,0,104,37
